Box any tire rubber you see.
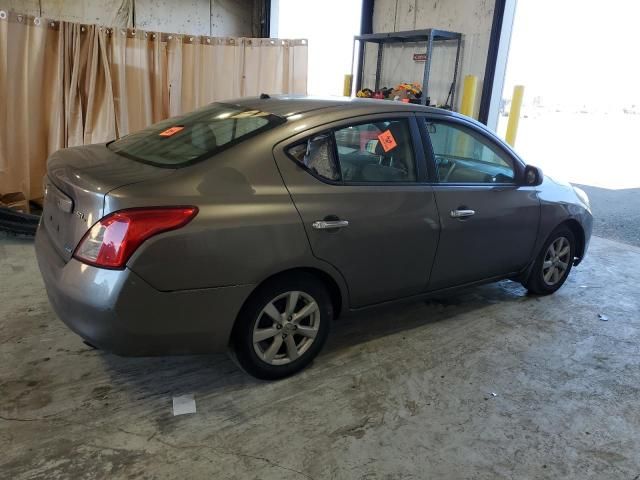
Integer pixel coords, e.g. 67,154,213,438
524,225,576,295
0,207,39,236
232,272,332,380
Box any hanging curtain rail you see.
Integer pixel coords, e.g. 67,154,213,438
0,10,307,46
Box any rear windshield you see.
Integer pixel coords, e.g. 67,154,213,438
108,103,285,167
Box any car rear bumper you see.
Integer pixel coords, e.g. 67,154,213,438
35,224,254,356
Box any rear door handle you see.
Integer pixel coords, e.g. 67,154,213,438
312,220,349,230
450,209,475,219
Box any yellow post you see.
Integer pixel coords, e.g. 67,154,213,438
505,85,525,147
459,75,478,118
343,74,353,97
455,75,478,156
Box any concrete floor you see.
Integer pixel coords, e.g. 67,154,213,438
1,233,639,480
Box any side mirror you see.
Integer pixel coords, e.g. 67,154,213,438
523,165,543,186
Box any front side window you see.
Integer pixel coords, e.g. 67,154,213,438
426,120,515,184
109,103,285,167
334,119,416,183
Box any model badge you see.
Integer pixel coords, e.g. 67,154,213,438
75,210,86,221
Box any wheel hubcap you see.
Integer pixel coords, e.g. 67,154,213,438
542,236,571,286
252,291,320,366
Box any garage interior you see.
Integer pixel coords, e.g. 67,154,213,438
1,0,639,479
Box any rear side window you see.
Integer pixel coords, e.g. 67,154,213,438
109,103,285,167
287,118,417,184
287,134,341,181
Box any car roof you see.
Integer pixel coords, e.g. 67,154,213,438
227,94,457,118
222,95,525,167
235,95,528,162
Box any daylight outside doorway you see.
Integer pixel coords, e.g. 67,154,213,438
497,0,640,246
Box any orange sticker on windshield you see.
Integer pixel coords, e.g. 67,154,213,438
377,129,398,152
159,126,184,137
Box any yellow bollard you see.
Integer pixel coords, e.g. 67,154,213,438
343,74,353,97
505,85,525,147
459,75,478,118
455,75,478,156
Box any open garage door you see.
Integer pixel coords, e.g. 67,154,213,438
496,0,640,247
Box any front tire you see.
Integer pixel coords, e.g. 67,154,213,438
232,273,332,380
524,225,575,295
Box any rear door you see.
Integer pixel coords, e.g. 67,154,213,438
418,115,540,290
274,114,440,308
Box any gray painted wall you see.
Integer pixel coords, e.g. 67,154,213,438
0,0,257,36
367,0,495,116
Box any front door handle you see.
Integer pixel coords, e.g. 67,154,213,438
450,209,475,219
312,220,349,230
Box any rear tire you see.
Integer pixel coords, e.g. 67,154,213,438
524,225,575,295
232,273,332,380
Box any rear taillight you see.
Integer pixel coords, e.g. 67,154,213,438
74,207,198,269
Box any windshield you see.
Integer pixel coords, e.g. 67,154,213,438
108,103,285,167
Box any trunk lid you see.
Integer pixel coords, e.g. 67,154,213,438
42,143,173,261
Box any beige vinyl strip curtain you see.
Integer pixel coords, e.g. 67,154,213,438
0,11,308,200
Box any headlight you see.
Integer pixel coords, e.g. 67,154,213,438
573,186,590,207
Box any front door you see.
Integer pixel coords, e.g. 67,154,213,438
419,117,540,290
274,115,440,308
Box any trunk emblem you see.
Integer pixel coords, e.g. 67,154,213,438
75,210,86,221
54,194,73,213
57,198,71,212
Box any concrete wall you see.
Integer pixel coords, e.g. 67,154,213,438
0,0,257,36
136,0,255,36
366,0,495,116
0,0,132,25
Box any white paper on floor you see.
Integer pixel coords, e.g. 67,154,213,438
172,394,197,416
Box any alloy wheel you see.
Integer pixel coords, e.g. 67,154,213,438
252,291,321,365
542,236,571,286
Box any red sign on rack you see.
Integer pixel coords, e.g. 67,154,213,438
413,53,427,62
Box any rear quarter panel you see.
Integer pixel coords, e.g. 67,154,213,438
105,133,346,297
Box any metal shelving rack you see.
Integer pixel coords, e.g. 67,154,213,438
352,29,463,107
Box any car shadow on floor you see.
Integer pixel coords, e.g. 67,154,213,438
323,280,528,355
93,280,530,406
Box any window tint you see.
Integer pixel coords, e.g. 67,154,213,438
334,119,416,183
109,103,284,167
426,121,515,184
287,134,340,181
